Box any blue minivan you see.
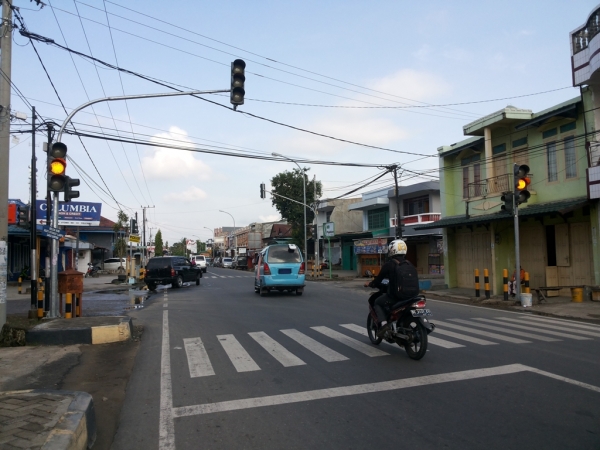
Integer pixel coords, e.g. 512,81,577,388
254,244,305,296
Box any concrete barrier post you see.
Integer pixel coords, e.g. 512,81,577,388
18,277,22,294
503,268,508,301
524,272,530,294
37,289,44,318
65,293,72,319
474,269,480,297
484,269,490,299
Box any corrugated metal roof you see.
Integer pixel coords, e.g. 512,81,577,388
515,97,580,130
8,225,29,235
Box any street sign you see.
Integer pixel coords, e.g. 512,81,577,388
129,235,141,243
37,225,65,241
323,222,335,238
35,200,102,226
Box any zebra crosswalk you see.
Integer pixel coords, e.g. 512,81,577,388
181,316,600,378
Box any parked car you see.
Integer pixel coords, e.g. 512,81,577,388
234,255,248,270
206,257,213,267
254,244,305,296
103,257,126,272
213,257,222,267
222,257,233,268
190,255,207,273
144,256,202,290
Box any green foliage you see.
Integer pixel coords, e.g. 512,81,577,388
170,237,187,256
154,229,164,256
270,168,322,242
113,210,129,263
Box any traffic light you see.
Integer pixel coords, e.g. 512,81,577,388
514,164,531,205
17,205,30,227
48,142,68,192
260,182,265,199
500,192,514,215
64,176,80,202
131,219,139,234
230,59,246,109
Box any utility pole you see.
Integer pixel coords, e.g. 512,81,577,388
141,206,155,269
44,125,53,315
29,106,37,314
392,166,402,239
0,0,13,326
313,175,320,273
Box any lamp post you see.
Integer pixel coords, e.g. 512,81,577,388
272,153,307,263
219,210,236,256
203,227,215,257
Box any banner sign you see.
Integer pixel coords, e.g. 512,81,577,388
354,238,387,255
36,200,102,226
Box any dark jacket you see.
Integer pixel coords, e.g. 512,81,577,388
368,255,405,289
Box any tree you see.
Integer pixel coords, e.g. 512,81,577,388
154,229,163,256
113,210,129,270
171,238,187,256
271,168,322,246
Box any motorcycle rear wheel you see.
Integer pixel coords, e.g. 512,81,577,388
404,320,427,360
366,314,382,345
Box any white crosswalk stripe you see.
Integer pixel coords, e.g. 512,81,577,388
492,317,600,338
311,326,389,357
449,319,559,341
433,328,498,345
514,315,600,331
339,323,464,349
472,318,591,340
249,332,306,367
433,320,531,344
183,337,215,378
217,334,261,372
281,329,348,362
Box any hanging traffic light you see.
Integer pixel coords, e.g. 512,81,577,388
500,192,514,215
17,205,30,227
48,142,68,192
64,176,80,202
230,59,246,109
514,164,531,205
131,219,139,235
260,182,265,199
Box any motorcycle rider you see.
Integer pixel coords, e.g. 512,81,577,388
363,238,418,338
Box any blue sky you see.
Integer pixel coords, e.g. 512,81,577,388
7,0,598,244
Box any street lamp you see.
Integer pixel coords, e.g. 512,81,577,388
272,152,307,263
219,210,236,256
203,227,215,256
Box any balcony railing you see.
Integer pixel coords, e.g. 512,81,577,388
466,173,534,200
572,7,600,54
401,213,441,226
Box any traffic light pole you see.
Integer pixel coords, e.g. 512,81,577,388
513,197,521,301
48,191,60,318
30,107,37,313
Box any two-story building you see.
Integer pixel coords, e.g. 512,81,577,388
419,96,597,295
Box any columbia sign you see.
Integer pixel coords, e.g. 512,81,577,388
35,200,102,226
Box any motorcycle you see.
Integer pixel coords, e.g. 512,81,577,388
85,264,100,278
366,279,435,360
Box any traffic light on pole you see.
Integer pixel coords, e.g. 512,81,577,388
48,142,68,193
500,192,514,214
64,176,80,202
131,219,139,235
230,59,246,109
17,205,30,227
514,164,531,205
260,182,265,199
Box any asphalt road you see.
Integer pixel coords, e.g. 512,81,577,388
111,267,600,450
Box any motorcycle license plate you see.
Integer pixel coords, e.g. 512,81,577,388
411,309,432,317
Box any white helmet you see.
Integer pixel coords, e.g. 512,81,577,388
388,239,407,257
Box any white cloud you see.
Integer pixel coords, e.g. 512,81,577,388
368,69,452,102
142,126,213,179
163,186,207,202
259,214,281,222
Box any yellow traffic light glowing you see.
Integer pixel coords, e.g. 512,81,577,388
49,158,66,175
516,178,530,190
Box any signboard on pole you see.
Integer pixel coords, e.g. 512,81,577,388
129,235,141,243
186,239,197,254
36,225,65,240
35,200,102,226
323,222,335,238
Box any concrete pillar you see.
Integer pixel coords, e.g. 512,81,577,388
484,127,494,181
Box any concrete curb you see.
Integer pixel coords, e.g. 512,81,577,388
27,316,133,345
0,389,96,450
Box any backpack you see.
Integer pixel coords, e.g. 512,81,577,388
388,259,420,301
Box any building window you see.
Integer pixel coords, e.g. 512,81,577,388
547,142,558,182
564,136,576,179
473,164,481,196
463,166,469,198
403,195,429,216
367,207,388,230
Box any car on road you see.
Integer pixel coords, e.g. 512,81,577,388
144,256,202,290
205,257,213,267
222,257,233,268
103,257,126,272
254,243,305,296
191,255,207,273
233,255,248,270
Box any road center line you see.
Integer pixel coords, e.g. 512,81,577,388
171,363,600,418
159,311,175,449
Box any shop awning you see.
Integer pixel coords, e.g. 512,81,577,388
415,197,589,230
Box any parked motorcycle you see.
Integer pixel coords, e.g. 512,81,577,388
366,279,435,360
85,264,100,278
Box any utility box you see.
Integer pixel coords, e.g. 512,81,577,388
58,269,84,317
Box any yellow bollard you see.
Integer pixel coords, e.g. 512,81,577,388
524,272,530,294
18,277,22,295
474,269,480,297
484,269,490,299
37,289,44,318
503,269,508,301
65,293,72,319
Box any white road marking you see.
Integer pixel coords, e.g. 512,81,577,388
433,328,498,345
183,337,215,378
449,319,560,342
163,303,167,308
311,326,389,357
281,329,348,362
217,334,261,372
171,363,600,417
473,318,591,340
433,320,530,344
249,332,306,367
492,317,600,338
340,323,463,349
514,315,600,331
159,311,175,449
